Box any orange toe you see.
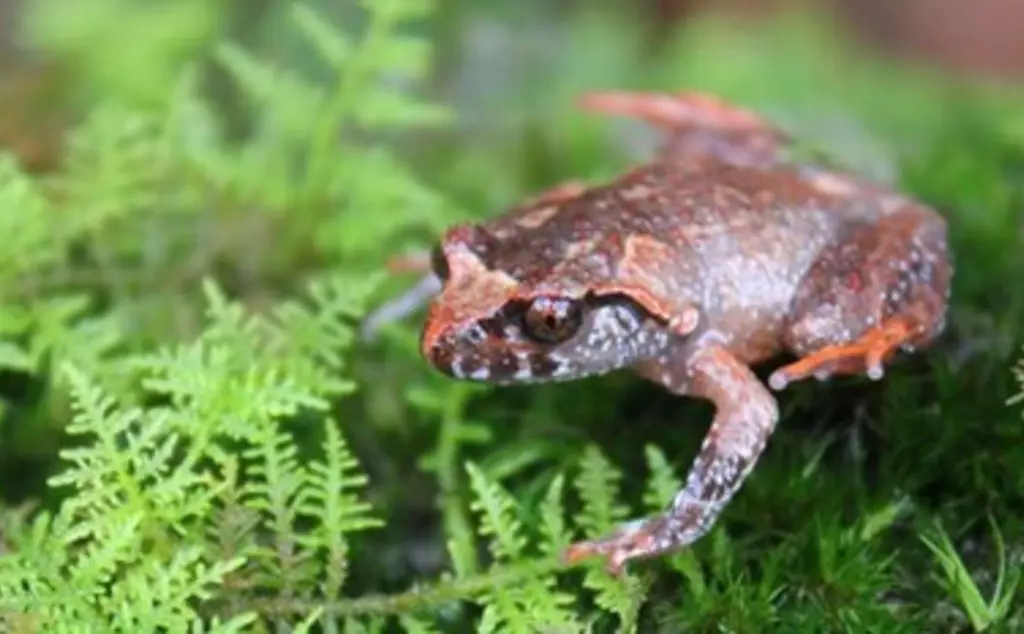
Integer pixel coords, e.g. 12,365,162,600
769,318,916,390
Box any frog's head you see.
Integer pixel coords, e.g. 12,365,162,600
420,224,683,384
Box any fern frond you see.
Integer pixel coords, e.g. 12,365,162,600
573,446,630,537
0,155,125,377
203,457,261,572
0,265,380,628
538,473,572,559
214,42,325,149
20,294,123,380
642,444,682,514
467,463,526,564
0,367,246,629
105,546,247,632
54,105,174,232
203,0,455,260
297,418,382,598
137,277,370,449
0,154,59,279
398,613,442,633
51,365,195,538
241,424,318,597
466,464,582,634
572,446,647,633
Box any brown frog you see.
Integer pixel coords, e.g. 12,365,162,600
364,90,952,575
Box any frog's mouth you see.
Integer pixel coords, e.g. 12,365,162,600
423,318,571,384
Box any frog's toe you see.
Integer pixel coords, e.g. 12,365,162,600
563,517,665,576
769,316,919,389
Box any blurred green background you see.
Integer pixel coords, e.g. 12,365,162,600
1,0,1023,632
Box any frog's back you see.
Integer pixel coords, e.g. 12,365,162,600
606,162,846,345
475,160,875,344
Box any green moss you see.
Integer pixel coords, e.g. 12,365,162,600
0,1,1022,632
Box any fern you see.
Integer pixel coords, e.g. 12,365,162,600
297,418,382,599
572,447,648,633
0,155,60,279
201,2,453,262
0,149,127,380
0,365,251,631
641,445,683,516
1,3,453,627
538,474,573,559
0,238,384,633
465,464,581,634
407,373,491,577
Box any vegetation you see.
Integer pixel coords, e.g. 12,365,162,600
0,0,1022,631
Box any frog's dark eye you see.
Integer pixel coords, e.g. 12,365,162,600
522,297,583,344
430,244,449,281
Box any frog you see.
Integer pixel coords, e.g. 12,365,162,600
363,89,952,575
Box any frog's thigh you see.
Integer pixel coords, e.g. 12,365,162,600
775,208,950,385
576,90,785,168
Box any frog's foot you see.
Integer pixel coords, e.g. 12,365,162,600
357,250,442,341
775,205,950,390
360,273,443,342
577,89,787,167
768,316,919,390
564,516,673,576
578,90,773,134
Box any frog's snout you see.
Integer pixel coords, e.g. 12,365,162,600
422,323,569,385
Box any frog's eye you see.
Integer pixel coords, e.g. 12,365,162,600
429,244,449,281
522,296,583,344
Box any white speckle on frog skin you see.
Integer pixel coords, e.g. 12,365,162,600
619,183,654,201
513,366,534,381
449,358,465,379
515,205,561,229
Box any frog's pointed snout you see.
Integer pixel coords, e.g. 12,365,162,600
420,321,494,381
421,319,572,385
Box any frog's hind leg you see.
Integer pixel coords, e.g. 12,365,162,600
769,204,951,391
576,89,789,167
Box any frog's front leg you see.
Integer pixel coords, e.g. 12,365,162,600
577,89,788,168
768,204,951,390
563,343,779,575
